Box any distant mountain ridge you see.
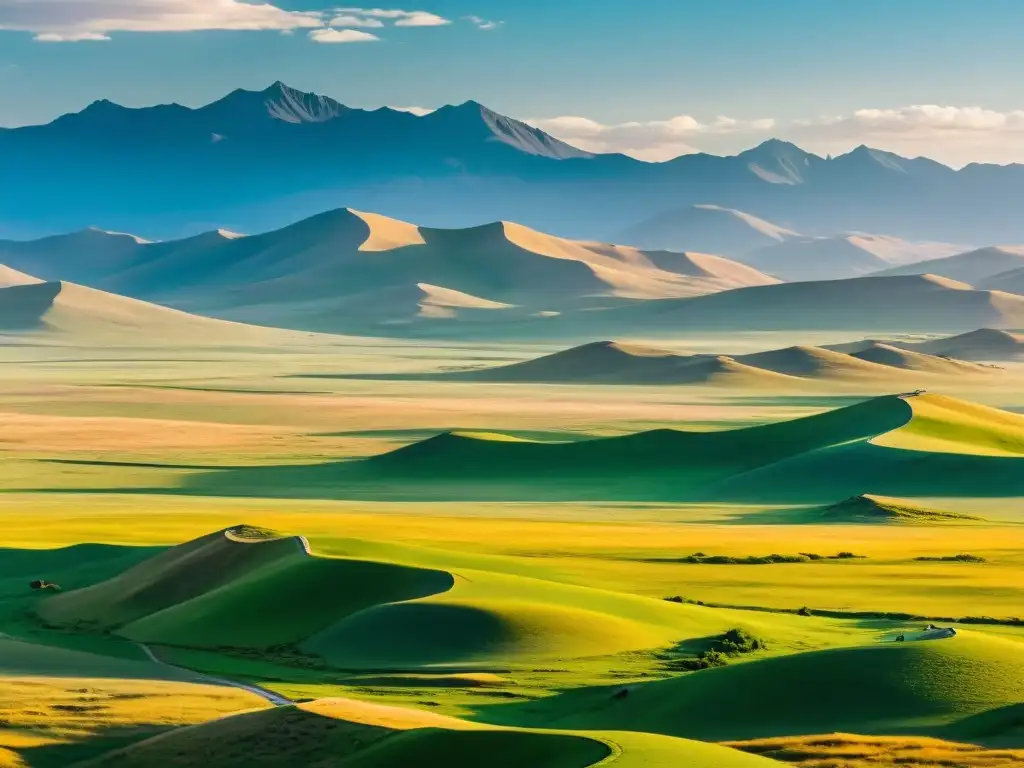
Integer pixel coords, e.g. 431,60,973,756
6,82,1024,243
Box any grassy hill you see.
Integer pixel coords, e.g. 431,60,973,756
36,523,878,672
78,697,778,767
819,494,983,523
222,394,1024,504
501,630,1024,742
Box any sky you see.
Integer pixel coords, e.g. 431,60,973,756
3,0,1024,166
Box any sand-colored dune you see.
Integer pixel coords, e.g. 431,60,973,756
0,263,42,288
615,204,800,256
875,245,1024,283
848,342,999,374
4,209,780,335
428,339,997,386
827,328,1024,362
592,273,1024,333
912,328,1024,360
0,280,315,345
741,234,963,281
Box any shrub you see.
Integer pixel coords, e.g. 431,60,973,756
915,553,986,563
716,628,766,655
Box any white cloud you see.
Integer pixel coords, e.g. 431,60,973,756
0,0,325,40
393,10,448,27
390,105,435,116
328,14,384,28
35,31,112,42
309,27,379,43
788,105,1024,166
334,8,451,27
798,105,1024,136
527,113,775,161
464,15,501,30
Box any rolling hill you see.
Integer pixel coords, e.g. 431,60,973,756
875,245,1024,284
911,329,1024,360
418,340,996,386
0,280,313,345
0,208,780,335
584,274,1024,334
37,524,866,674
828,329,1024,361
507,630,1024,743
740,234,963,281
614,204,800,256
236,394,1024,503
80,696,778,768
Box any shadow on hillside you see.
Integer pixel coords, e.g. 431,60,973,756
19,724,182,768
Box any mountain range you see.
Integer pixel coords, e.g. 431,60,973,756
6,82,1024,245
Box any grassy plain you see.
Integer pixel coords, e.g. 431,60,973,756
0,332,1022,766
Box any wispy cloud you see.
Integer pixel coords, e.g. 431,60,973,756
527,114,775,161
328,14,385,28
464,15,502,30
309,27,379,43
0,0,324,41
531,104,1024,166
334,8,451,27
0,1,456,42
785,105,1024,166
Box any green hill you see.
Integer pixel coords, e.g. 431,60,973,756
77,696,779,767
261,393,1017,504
39,526,455,651
820,494,983,523
502,630,1024,743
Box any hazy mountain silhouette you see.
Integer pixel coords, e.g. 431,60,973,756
5,82,1024,243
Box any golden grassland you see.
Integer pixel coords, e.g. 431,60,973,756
0,337,1023,766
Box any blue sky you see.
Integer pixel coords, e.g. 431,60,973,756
3,0,1024,165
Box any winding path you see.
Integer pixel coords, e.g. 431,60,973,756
135,642,294,707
